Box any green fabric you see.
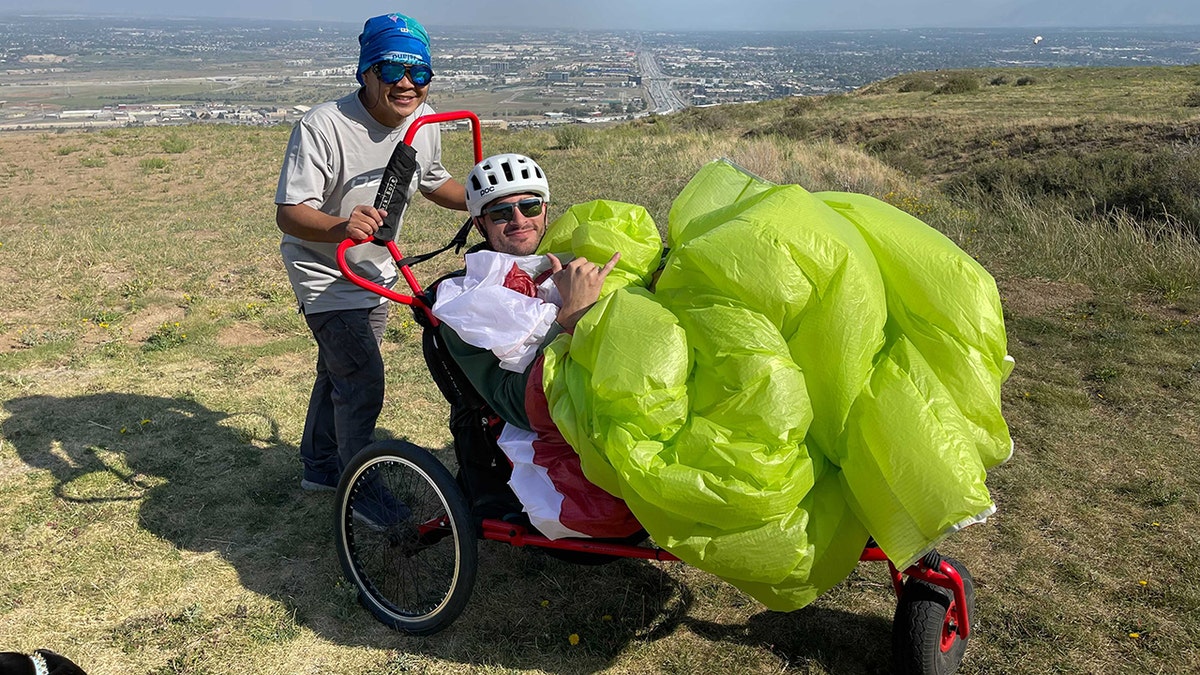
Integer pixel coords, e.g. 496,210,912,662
541,198,663,293
538,165,1012,610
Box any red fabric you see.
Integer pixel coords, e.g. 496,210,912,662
525,357,642,538
503,263,538,297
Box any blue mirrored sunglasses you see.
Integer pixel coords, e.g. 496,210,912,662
371,61,434,87
484,197,545,224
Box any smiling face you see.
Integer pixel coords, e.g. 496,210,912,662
359,63,429,128
476,193,549,256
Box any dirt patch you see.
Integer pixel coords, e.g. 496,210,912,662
124,306,184,343
998,277,1094,318
215,324,274,348
1174,421,1199,447
1127,294,1200,324
187,230,225,244
253,351,311,375
0,265,21,289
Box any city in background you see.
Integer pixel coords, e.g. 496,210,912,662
2,15,1200,131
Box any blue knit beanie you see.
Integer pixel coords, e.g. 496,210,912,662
357,13,431,85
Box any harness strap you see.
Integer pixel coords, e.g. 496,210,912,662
397,217,476,269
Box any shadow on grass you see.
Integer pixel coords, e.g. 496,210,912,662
684,607,894,674
2,392,694,670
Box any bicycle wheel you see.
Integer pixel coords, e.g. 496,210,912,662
892,556,975,675
334,439,478,635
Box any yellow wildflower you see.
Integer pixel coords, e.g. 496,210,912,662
568,634,580,646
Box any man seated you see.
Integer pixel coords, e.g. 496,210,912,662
432,153,642,539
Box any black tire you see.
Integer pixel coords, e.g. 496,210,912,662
892,556,975,675
334,440,478,635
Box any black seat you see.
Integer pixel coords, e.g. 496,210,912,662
413,285,520,519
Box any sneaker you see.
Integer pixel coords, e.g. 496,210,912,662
300,471,338,492
351,482,412,531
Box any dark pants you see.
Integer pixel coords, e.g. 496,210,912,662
299,304,389,483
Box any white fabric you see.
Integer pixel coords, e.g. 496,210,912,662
496,425,589,540
432,251,565,372
275,95,452,313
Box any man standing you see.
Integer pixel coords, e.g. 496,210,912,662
275,12,466,491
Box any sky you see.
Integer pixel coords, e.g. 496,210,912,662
3,0,1200,32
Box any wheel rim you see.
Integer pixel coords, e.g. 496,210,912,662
341,455,462,623
939,597,959,653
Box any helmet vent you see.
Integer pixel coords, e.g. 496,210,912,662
464,153,549,217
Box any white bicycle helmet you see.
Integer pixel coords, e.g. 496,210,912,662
465,153,550,217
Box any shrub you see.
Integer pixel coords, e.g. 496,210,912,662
750,116,816,140
143,322,187,352
786,96,820,115
990,75,1010,86
935,74,980,95
553,124,587,150
675,106,735,133
1183,91,1200,108
160,135,191,153
896,74,937,93
878,151,927,178
1016,76,1038,86
883,190,934,217
948,148,1200,238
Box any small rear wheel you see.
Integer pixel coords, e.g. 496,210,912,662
892,556,975,675
334,439,478,635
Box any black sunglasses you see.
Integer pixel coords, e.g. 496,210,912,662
483,197,546,224
371,61,434,87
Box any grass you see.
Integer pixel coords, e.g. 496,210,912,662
1,66,1199,674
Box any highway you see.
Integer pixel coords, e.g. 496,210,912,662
636,49,687,114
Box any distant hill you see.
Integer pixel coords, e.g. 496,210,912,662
654,64,1200,237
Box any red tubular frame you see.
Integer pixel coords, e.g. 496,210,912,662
337,109,973,644
335,110,484,325
860,546,970,641
480,518,680,561
474,520,966,640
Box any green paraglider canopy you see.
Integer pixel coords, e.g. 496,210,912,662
538,160,1012,610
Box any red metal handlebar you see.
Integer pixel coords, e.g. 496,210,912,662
403,110,482,158
336,110,484,323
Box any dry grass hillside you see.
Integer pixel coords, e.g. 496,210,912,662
0,66,1197,674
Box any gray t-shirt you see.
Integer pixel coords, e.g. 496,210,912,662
275,93,451,313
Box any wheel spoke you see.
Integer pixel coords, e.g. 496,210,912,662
335,440,478,634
